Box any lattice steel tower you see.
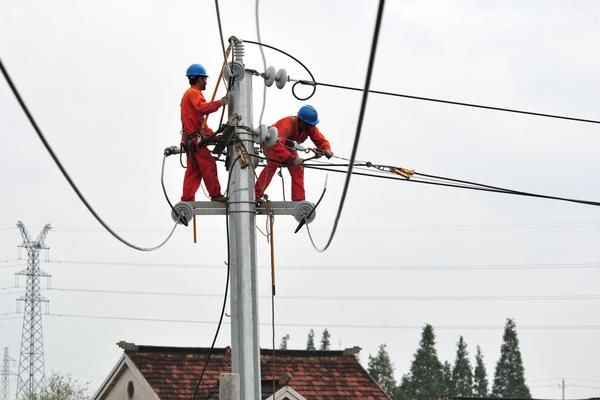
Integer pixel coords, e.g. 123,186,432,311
15,221,51,399
1,347,15,400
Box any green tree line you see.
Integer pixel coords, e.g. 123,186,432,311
367,318,531,400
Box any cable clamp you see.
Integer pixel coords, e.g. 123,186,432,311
366,161,414,179
392,167,414,180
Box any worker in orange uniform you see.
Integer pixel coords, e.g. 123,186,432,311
180,63,229,202
255,105,333,201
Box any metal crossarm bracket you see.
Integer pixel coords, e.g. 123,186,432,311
171,200,316,225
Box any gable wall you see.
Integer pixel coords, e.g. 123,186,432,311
100,367,158,400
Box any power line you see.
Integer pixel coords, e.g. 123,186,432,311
293,80,600,125
306,0,386,252
35,220,600,234
301,163,600,207
0,58,179,252
44,313,600,331
44,259,600,271
42,287,600,302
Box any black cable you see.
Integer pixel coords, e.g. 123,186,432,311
294,81,600,125
302,164,600,207
241,39,317,101
160,155,188,226
239,147,600,207
0,58,178,252
189,157,238,400
305,0,386,252
214,0,228,63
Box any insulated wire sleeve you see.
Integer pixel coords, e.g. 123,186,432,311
0,58,179,252
289,0,386,252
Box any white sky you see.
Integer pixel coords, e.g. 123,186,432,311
1,0,600,399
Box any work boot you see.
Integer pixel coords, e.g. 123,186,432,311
211,195,228,202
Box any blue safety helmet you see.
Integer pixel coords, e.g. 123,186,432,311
297,105,319,125
186,64,208,78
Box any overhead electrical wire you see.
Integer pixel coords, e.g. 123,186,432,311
43,313,600,331
39,287,600,302
44,259,600,271
301,163,600,207
250,142,600,207
0,58,179,252
292,80,600,125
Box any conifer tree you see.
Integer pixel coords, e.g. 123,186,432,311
442,361,453,395
396,324,446,400
279,334,290,350
306,329,316,350
492,319,531,398
451,336,474,396
319,329,331,350
368,344,396,397
473,345,489,396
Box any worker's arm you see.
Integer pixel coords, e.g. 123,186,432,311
309,127,333,158
189,91,223,115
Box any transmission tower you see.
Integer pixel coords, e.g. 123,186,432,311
15,221,51,399
1,348,15,400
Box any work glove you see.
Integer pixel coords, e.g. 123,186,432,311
220,96,230,106
324,150,334,159
292,156,303,166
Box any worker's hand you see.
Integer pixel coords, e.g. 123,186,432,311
324,150,334,159
292,156,303,166
220,96,229,106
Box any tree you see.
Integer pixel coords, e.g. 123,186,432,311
473,345,489,396
319,329,331,350
395,324,446,400
279,334,290,350
492,319,531,398
367,344,396,397
306,329,316,350
442,361,452,395
451,336,473,396
23,373,89,400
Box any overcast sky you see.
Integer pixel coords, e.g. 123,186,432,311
2,1,600,399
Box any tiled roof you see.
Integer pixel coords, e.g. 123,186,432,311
125,345,390,400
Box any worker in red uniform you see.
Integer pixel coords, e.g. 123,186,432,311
180,63,228,202
255,105,333,201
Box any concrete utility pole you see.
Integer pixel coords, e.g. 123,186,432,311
15,221,51,399
171,37,316,400
1,348,15,400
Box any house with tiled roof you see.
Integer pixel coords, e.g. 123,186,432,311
93,341,391,400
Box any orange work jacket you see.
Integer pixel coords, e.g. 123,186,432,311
180,86,221,138
270,116,331,161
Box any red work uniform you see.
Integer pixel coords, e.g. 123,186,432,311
255,116,331,201
180,86,223,201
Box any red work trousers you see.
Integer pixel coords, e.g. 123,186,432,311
255,159,305,201
181,146,221,201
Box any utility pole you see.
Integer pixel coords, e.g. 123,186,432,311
560,378,566,400
1,348,15,400
15,221,51,399
170,37,316,400
226,37,261,400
